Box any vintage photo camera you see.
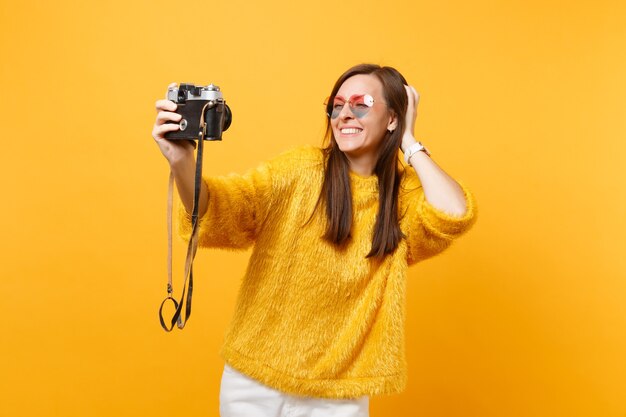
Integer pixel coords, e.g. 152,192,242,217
164,83,232,141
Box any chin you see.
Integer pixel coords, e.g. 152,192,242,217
334,133,365,150
335,140,364,155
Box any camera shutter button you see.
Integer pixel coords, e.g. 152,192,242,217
179,119,188,131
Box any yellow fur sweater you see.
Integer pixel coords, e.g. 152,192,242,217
177,144,477,399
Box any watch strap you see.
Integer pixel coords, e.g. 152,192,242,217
404,141,431,165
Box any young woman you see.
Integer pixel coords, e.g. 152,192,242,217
152,64,477,417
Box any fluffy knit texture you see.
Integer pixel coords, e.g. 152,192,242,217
177,144,478,399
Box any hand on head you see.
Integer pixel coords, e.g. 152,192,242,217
402,85,420,151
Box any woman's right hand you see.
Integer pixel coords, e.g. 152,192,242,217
152,83,196,166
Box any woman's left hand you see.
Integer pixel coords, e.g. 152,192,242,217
401,85,420,153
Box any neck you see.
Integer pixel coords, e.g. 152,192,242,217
344,153,376,177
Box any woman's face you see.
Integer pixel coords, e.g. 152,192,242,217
330,74,397,164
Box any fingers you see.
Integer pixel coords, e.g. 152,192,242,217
152,122,180,140
152,84,180,141
155,98,177,112
155,109,182,125
152,109,181,141
405,85,420,107
155,83,178,113
154,99,179,135
411,86,420,107
403,85,419,136
404,85,414,111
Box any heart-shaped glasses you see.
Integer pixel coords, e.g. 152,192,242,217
324,94,375,119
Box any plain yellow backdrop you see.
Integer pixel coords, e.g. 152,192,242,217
1,0,625,416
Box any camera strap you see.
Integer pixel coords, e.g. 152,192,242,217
159,104,211,331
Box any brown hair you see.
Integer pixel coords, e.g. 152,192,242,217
312,63,409,258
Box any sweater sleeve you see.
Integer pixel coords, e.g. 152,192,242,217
403,179,478,265
176,158,274,250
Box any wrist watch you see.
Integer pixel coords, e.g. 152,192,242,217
404,141,431,166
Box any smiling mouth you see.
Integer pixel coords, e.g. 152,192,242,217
340,128,363,135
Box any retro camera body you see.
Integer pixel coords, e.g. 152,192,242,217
164,83,232,141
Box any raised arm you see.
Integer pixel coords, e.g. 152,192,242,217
401,85,469,216
400,85,477,265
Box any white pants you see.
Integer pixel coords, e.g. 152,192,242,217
219,364,370,417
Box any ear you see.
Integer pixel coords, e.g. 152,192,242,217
387,112,398,132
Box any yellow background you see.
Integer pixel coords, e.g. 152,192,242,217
1,0,625,416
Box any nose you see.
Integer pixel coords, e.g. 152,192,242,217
338,102,354,120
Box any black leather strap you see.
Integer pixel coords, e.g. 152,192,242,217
159,103,211,331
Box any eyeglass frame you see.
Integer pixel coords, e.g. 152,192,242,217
323,93,377,119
